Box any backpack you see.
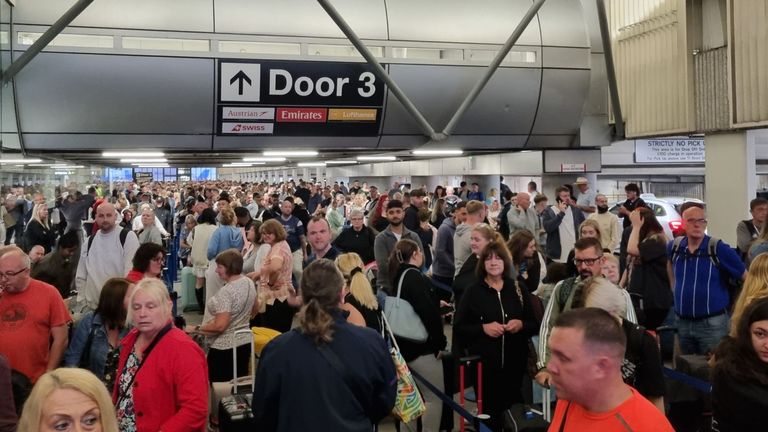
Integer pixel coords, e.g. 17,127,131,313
557,276,579,311
670,236,743,308
87,227,131,253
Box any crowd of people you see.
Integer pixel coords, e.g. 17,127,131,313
0,176,767,431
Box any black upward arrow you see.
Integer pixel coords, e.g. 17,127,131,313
230,70,252,95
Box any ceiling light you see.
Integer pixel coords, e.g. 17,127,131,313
120,158,167,163
103,151,164,157
297,162,326,167
412,149,463,156
325,160,358,164
242,157,286,162
53,165,85,169
134,164,170,168
223,162,266,167
356,156,396,161
263,151,318,157
0,158,43,164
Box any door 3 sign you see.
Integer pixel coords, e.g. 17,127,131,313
217,60,385,136
218,60,384,105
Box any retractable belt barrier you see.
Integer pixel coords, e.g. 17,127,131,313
410,369,493,432
663,367,712,394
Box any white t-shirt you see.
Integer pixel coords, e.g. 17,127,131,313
557,207,576,263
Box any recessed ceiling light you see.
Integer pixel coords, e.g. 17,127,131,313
242,157,286,162
133,164,170,168
263,151,318,157
103,151,164,157
357,156,396,161
297,162,326,167
120,158,167,163
412,149,463,156
325,160,358,164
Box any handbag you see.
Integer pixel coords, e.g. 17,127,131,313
382,313,426,423
384,268,428,343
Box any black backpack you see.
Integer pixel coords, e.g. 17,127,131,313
87,227,131,253
670,236,743,309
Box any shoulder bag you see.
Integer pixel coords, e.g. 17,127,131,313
382,314,426,423
383,268,428,343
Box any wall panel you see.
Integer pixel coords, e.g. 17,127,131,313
729,0,768,127
609,0,695,137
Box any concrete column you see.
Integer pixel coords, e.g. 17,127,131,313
705,131,756,245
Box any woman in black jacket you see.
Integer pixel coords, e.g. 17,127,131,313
711,296,768,432
389,239,448,431
23,203,57,253
454,240,538,432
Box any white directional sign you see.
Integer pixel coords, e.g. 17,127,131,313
220,63,261,102
635,137,705,163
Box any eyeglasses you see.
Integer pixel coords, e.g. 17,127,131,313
573,257,602,266
0,268,28,279
685,218,708,225
151,256,166,263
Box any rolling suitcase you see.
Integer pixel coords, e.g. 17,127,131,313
218,329,256,431
180,266,198,312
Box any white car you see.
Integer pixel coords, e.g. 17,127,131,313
609,194,705,240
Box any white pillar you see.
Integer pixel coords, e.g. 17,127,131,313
705,131,756,245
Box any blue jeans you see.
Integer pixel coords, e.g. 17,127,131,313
676,312,729,355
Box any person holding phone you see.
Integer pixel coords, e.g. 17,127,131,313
542,186,585,263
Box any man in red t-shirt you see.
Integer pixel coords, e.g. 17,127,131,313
546,308,673,432
0,247,71,383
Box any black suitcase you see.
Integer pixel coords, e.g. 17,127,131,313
218,329,256,431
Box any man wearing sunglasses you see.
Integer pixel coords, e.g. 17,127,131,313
535,237,636,388
668,204,746,355
0,247,71,384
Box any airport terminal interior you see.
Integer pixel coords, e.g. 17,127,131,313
1,0,767,431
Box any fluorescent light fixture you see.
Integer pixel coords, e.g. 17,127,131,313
297,162,326,167
53,165,85,169
325,160,358,164
263,151,318,157
223,162,266,167
356,156,396,161
242,157,286,162
0,158,43,164
103,151,164,158
412,149,463,156
134,164,170,168
120,158,167,163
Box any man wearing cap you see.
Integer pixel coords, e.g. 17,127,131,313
574,177,597,214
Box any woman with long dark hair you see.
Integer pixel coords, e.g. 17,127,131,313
711,296,768,431
507,230,542,295
251,259,396,430
454,241,537,431
625,207,671,329
389,239,448,431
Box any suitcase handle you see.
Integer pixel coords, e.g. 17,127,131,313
232,328,255,394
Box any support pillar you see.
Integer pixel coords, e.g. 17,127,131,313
705,131,756,245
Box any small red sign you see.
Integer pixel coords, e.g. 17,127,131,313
276,108,328,123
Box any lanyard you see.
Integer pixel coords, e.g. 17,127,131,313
116,322,173,405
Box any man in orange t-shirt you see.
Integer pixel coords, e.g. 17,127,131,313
0,247,71,383
547,308,673,432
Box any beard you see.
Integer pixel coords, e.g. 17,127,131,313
597,205,609,214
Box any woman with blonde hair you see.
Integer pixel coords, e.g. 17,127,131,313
335,252,381,333
23,203,56,254
19,367,119,432
114,278,208,431
730,253,768,337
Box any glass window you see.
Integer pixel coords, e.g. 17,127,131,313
122,37,209,52
307,44,383,58
219,41,300,55
18,32,114,48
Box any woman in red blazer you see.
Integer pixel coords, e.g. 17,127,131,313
113,278,208,432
